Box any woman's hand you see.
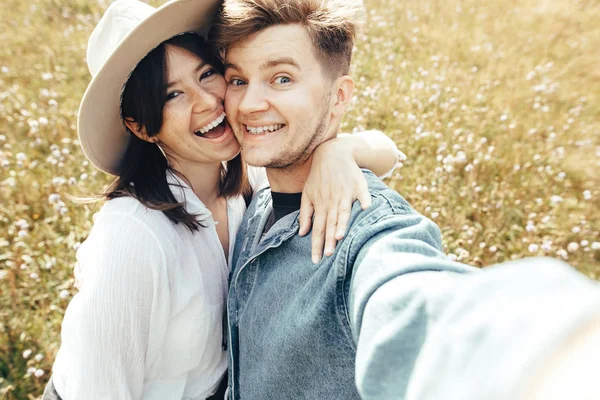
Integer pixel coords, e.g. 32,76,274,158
299,138,372,264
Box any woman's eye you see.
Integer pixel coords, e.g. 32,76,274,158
200,68,217,80
166,91,181,101
274,76,291,85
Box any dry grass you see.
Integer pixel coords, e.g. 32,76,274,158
1,0,599,398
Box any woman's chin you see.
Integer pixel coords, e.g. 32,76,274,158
223,147,242,162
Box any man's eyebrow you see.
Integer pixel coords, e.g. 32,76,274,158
224,62,240,72
165,61,207,89
224,57,300,73
261,57,300,71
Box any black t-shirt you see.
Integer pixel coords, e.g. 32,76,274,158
263,192,302,234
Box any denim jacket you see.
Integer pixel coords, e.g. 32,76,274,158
227,170,600,400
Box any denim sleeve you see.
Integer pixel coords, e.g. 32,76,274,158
348,216,600,400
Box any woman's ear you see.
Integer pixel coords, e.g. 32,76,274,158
124,118,156,143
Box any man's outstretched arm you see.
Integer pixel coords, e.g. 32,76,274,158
347,213,600,400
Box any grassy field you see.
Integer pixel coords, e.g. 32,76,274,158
1,0,599,398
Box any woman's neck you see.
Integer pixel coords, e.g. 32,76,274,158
170,159,223,206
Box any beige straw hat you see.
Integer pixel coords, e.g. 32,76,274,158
78,0,221,175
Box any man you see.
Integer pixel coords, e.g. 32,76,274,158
212,1,600,399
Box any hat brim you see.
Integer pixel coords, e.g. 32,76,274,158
78,0,221,176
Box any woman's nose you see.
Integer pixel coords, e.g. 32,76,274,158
191,86,219,113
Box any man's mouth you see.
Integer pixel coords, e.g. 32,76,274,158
194,112,227,139
244,124,285,135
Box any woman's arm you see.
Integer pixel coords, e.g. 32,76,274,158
299,130,404,263
335,130,404,178
53,212,168,400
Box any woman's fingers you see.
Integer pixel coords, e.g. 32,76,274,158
298,192,315,237
335,199,353,240
311,211,327,264
356,174,372,210
323,209,339,257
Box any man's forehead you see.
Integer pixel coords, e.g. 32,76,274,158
225,24,316,69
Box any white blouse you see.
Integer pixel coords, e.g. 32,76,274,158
52,168,268,400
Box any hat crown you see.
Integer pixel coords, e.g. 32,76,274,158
87,0,156,77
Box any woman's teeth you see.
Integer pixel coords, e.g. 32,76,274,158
196,112,226,135
246,124,284,135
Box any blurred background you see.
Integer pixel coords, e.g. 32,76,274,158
1,0,599,398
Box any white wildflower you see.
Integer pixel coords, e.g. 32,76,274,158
541,242,552,252
567,242,579,253
550,195,563,204
526,222,536,232
48,193,60,204
15,219,29,229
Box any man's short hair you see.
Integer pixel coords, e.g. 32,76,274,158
212,0,365,79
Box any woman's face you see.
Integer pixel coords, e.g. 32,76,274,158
156,45,239,168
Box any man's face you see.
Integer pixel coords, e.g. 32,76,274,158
224,24,334,168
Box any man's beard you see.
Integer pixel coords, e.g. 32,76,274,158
264,94,331,170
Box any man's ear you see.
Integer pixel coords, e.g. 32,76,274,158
123,118,156,143
331,75,354,117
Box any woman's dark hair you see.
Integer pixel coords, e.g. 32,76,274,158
103,33,250,232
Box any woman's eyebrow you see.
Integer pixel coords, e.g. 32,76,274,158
165,61,208,89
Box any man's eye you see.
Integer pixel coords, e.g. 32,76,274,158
229,78,246,86
274,76,291,84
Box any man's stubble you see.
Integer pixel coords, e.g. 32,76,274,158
245,91,333,172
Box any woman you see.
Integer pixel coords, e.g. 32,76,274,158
44,0,401,399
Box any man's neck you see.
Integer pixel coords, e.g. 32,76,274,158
266,156,313,194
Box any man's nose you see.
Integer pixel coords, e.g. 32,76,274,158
238,83,269,115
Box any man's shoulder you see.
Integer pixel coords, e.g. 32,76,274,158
343,169,442,253
359,169,417,217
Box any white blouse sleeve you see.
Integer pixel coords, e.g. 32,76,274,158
56,212,170,400
247,165,269,193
